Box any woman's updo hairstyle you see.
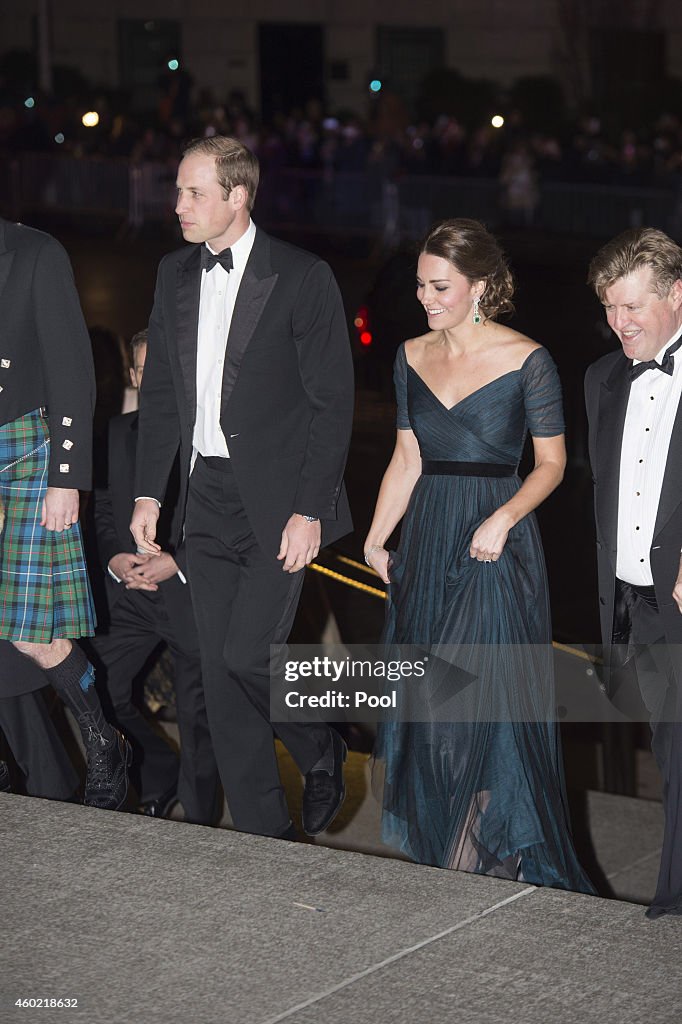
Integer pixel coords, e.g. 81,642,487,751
420,218,515,321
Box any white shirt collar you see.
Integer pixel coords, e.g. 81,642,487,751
632,320,682,367
205,219,256,273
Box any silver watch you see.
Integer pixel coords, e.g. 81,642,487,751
298,514,319,523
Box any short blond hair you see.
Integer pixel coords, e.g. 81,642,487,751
588,227,682,301
182,135,260,211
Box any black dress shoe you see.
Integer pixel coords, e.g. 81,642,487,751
0,760,11,793
302,731,347,835
139,784,178,819
83,728,132,811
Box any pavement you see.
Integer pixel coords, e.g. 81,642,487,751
1,782,680,1024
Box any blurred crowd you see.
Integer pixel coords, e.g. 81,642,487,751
3,80,682,193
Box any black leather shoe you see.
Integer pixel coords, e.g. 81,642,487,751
83,729,132,810
0,760,11,793
139,784,178,819
302,731,347,835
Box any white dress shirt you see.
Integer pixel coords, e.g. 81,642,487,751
617,324,682,585
193,219,256,460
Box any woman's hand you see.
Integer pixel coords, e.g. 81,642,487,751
469,509,514,562
365,545,391,584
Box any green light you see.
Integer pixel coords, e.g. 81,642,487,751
168,59,179,71
369,80,382,93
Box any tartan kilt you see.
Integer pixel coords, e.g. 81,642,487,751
0,409,95,642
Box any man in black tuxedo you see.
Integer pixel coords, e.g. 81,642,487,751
130,136,354,840
586,227,682,918
90,331,219,823
0,217,130,809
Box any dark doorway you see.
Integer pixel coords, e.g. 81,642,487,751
259,23,325,123
118,18,182,114
377,25,445,113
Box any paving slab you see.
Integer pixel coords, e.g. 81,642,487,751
279,888,682,1024
2,793,680,1024
0,793,527,1024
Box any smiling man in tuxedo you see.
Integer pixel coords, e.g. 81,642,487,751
130,136,354,840
586,227,682,918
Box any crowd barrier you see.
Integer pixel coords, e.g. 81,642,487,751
3,152,682,240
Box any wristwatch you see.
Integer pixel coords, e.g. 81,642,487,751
298,514,319,523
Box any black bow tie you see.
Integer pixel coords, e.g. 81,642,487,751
201,246,233,273
630,335,682,381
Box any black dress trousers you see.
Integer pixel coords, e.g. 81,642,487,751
185,455,330,836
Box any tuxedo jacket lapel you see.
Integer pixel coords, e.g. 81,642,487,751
175,246,202,425
221,230,278,416
654,391,682,539
0,222,14,304
595,356,631,552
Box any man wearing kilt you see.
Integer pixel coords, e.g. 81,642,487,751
0,217,131,809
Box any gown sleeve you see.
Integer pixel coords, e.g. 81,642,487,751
520,347,565,438
394,343,411,430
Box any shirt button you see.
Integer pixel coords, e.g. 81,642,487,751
636,491,641,496
645,427,650,431
640,558,645,562
638,459,644,463
635,526,640,530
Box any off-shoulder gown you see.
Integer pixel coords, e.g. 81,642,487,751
376,343,594,892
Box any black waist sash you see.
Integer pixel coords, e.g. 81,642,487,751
421,460,517,477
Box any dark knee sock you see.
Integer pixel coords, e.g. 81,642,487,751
44,645,113,744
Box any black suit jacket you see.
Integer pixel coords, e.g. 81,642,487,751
585,350,682,675
135,227,354,556
0,218,94,488
95,411,185,608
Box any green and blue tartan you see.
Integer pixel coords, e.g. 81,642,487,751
0,409,95,642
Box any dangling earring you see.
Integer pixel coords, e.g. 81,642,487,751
472,295,482,324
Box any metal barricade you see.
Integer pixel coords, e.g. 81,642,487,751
2,152,680,242
397,176,501,236
257,168,383,235
539,182,676,238
128,160,177,228
14,153,129,218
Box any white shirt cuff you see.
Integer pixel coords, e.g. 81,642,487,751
107,564,122,584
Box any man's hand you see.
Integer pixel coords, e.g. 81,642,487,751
109,552,179,591
109,552,153,586
41,487,79,532
277,515,321,573
126,552,179,589
130,498,162,555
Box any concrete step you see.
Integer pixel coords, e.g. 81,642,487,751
1,791,679,1024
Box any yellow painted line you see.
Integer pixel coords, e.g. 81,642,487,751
308,562,387,599
311,561,602,665
552,640,603,665
335,553,379,578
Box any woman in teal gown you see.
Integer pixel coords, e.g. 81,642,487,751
364,219,593,892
